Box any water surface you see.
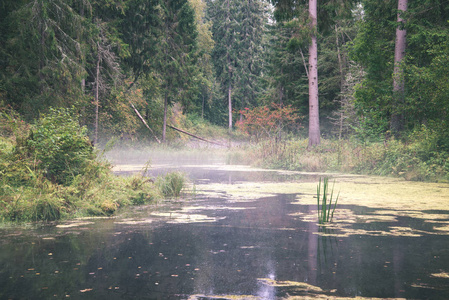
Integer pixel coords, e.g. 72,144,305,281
1,155,449,299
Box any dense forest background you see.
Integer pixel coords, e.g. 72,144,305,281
1,0,449,149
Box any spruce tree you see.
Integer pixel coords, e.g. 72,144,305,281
208,0,267,131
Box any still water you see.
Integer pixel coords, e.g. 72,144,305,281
1,154,449,299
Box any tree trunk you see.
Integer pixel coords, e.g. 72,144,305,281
94,49,100,145
308,0,320,147
80,5,85,93
226,0,232,133
163,92,168,143
202,93,205,119
391,0,407,136
228,84,232,132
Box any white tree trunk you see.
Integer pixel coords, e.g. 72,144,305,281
391,0,407,135
308,0,320,147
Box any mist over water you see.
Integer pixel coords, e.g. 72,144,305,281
1,148,449,299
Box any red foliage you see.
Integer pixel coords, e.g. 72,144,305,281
235,103,302,141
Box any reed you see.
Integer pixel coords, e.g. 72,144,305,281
317,177,339,224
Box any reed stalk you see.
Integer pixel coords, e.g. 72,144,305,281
317,177,339,224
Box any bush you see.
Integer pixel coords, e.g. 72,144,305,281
0,106,166,222
27,107,95,185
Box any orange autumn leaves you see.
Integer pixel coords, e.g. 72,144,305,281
236,103,302,141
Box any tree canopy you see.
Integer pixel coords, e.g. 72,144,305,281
0,0,448,149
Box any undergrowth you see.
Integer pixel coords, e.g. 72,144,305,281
228,133,449,182
0,107,187,223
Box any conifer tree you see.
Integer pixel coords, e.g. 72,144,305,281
157,0,198,142
208,0,266,131
0,0,87,118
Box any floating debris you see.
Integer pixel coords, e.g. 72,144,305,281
151,212,226,224
56,222,94,228
188,294,260,300
431,272,449,278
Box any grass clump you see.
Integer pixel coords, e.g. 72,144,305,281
156,171,187,198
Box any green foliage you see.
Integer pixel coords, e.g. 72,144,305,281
268,0,358,135
0,107,167,223
27,108,95,185
181,113,229,139
317,177,339,224
156,171,187,198
208,0,267,123
241,137,449,182
351,0,449,140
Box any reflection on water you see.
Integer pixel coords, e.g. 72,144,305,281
1,163,449,300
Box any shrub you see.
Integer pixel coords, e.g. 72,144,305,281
27,107,95,185
236,103,302,142
0,106,166,222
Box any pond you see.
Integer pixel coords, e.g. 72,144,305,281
1,151,449,299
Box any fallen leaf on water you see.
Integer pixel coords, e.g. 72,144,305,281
431,272,449,278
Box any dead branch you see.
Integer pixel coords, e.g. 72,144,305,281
167,125,225,146
129,102,161,144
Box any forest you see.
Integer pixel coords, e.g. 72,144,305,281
1,0,449,220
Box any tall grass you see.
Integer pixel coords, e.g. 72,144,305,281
156,171,186,198
317,177,339,224
238,137,449,182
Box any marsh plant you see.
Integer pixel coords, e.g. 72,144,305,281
156,171,187,198
317,177,339,224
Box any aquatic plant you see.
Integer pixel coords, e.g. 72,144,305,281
156,171,186,198
317,177,339,224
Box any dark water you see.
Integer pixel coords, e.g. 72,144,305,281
1,164,449,299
